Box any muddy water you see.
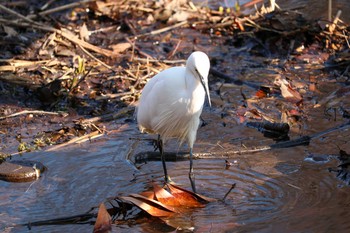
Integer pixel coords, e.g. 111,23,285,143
1,101,350,232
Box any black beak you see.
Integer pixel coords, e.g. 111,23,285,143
199,75,211,107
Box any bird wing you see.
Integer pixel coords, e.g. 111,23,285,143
137,67,191,142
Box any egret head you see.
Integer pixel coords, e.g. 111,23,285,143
186,51,211,107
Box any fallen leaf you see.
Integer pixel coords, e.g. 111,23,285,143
244,109,263,120
274,76,303,103
79,23,90,41
153,183,182,207
93,203,112,233
120,194,177,217
168,10,189,23
255,89,267,98
139,191,155,199
167,184,216,207
109,43,131,54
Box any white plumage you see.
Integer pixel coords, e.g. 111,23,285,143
136,51,211,192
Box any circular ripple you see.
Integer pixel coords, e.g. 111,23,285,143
135,155,350,232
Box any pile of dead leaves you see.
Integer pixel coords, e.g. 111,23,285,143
93,182,216,232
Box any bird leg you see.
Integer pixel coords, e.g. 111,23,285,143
189,147,197,193
157,135,170,183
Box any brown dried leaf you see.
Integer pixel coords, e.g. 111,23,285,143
153,183,182,207
120,194,176,217
93,203,112,233
89,1,111,14
244,109,263,120
79,23,90,41
109,43,131,54
139,191,155,199
274,76,302,103
167,184,216,207
255,89,267,98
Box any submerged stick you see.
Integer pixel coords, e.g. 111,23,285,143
222,183,236,201
133,121,350,161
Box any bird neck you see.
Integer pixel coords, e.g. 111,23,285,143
185,69,205,109
185,69,201,92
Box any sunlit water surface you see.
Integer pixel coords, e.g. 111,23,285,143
1,108,350,232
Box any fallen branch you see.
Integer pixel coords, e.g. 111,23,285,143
138,20,188,37
133,57,186,64
0,3,37,24
132,121,350,161
23,211,96,229
77,43,113,70
0,110,64,120
81,106,134,124
46,130,103,151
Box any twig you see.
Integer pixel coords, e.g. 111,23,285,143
22,212,96,227
59,28,115,57
46,130,103,151
0,110,63,120
26,0,95,19
0,3,37,24
95,91,135,100
137,20,188,37
344,31,350,48
133,57,186,64
167,39,182,59
81,106,134,124
0,59,51,67
328,10,342,34
125,37,154,59
77,43,112,70
40,0,55,11
222,183,236,201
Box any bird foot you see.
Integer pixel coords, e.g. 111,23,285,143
164,175,173,184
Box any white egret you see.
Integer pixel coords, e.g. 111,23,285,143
136,51,211,193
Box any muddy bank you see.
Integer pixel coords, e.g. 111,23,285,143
0,0,348,156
